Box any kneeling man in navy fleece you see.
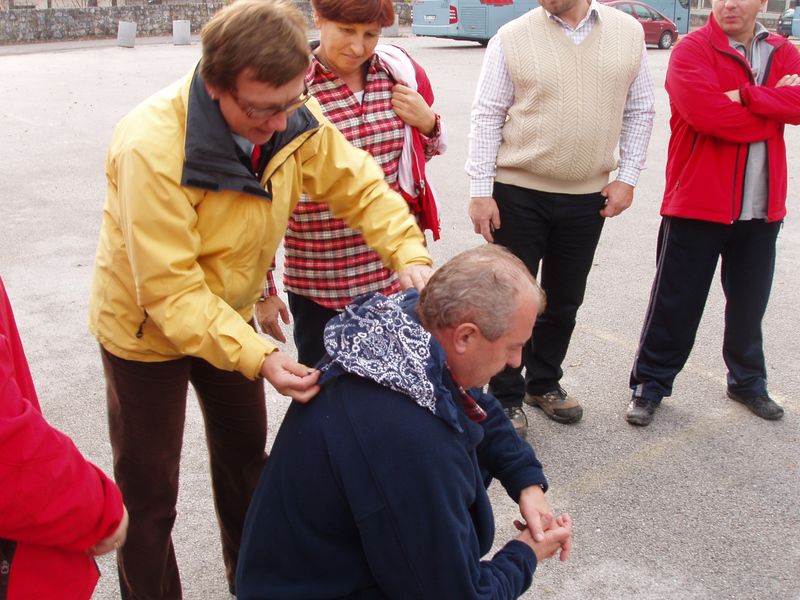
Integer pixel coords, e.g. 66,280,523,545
237,245,573,600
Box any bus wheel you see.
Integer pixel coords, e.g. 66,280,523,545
658,31,674,49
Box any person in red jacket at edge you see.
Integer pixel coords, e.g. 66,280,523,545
626,0,800,426
0,276,128,599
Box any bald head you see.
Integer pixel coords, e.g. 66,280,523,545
417,244,544,340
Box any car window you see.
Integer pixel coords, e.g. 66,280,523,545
633,4,652,20
617,3,635,16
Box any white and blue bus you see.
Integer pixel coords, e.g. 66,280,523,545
412,0,539,45
411,0,689,45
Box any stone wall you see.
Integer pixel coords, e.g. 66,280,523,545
0,1,411,44
0,1,224,42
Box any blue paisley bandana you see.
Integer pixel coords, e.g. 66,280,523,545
321,290,438,415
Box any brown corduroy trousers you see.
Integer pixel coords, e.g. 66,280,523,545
101,346,267,599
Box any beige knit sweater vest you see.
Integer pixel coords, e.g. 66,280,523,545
496,6,643,194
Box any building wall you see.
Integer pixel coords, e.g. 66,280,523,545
0,1,411,44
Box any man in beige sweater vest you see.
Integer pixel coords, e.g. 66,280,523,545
466,0,654,434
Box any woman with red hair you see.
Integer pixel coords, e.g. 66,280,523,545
257,0,446,364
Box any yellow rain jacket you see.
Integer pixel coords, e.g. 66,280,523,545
89,66,430,380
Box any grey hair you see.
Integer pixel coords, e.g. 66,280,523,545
417,245,545,341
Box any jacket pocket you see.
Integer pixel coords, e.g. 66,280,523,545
673,133,698,191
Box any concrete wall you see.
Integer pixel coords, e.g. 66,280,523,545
0,1,411,44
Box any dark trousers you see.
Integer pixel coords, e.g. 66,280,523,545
101,346,267,600
630,217,781,402
488,182,606,408
287,291,340,366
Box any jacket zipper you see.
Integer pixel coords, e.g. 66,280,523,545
262,126,320,188
260,127,321,202
731,145,742,222
135,310,149,339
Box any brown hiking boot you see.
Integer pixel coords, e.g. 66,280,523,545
524,387,583,424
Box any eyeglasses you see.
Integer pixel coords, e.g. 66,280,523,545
229,84,310,120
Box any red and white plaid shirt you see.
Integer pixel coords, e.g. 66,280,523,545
267,53,441,309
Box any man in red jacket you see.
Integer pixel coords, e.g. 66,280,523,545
626,0,800,426
0,276,128,599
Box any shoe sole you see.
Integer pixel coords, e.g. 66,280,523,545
626,414,652,426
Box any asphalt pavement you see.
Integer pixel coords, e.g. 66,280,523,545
0,32,798,600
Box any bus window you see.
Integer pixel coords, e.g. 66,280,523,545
411,0,538,45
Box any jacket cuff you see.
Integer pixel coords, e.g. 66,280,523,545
505,539,538,570
93,464,126,543
241,335,276,380
498,539,538,589
420,113,441,141
388,244,432,272
504,470,549,503
739,84,751,108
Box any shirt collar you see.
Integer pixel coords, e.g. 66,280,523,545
727,21,769,52
231,133,254,156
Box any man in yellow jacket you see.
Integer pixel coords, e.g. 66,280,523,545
88,1,432,597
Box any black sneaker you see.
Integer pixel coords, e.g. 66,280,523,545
626,395,659,426
726,390,784,420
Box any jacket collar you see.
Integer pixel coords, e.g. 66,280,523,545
318,290,465,431
180,64,320,200
705,12,786,55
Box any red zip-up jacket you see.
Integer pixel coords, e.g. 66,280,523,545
0,277,123,599
662,14,800,224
